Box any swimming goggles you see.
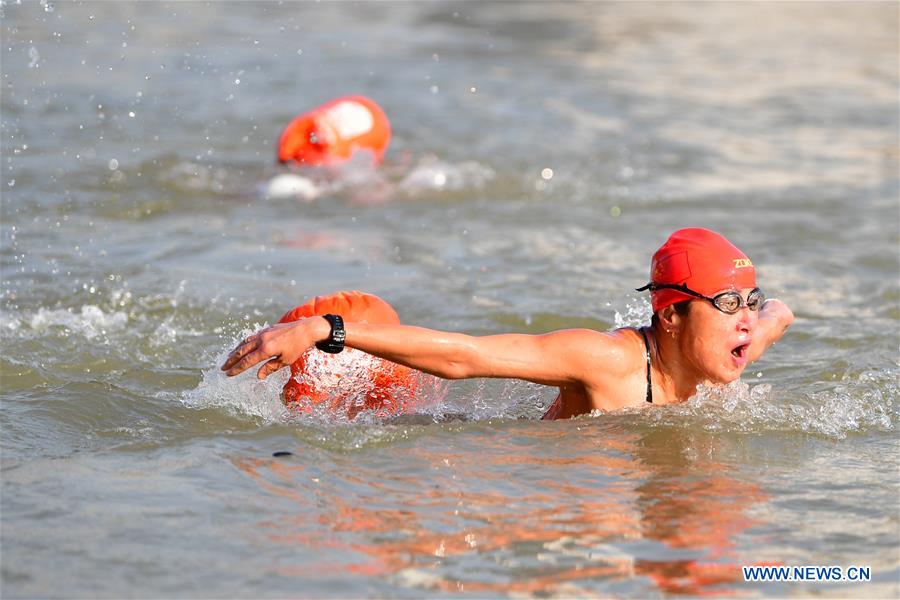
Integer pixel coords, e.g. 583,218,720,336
636,283,765,315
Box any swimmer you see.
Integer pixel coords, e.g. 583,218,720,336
221,228,794,418
266,96,391,202
277,95,391,167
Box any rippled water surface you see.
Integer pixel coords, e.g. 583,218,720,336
2,2,898,598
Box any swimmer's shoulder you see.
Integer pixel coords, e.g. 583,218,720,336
545,326,645,378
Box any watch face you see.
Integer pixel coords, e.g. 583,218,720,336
315,314,346,353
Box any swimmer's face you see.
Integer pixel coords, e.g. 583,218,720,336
674,287,758,384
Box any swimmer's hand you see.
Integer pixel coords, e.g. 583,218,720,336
220,318,329,379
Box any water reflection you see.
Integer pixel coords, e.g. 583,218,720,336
234,425,764,596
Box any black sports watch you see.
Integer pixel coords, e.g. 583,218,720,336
315,314,346,354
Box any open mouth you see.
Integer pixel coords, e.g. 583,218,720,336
731,343,749,360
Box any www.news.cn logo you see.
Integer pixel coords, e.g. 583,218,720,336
742,565,871,582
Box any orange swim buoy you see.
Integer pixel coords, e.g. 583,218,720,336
277,96,391,167
278,291,417,416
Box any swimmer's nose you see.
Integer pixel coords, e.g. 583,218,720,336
737,307,757,334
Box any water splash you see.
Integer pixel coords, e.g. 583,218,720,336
614,296,653,329
605,373,897,440
398,156,495,193
262,173,320,201
150,317,205,347
185,368,292,423
460,378,552,421
28,46,40,68
27,305,129,340
183,334,292,423
184,334,449,426
259,154,495,205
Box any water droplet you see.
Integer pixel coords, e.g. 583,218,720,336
296,49,303,55
28,47,40,68
8,179,15,187
128,111,135,118
108,158,118,170
234,78,240,85
540,168,553,180
610,206,621,217
469,86,477,93
40,0,54,13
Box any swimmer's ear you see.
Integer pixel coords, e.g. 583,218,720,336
657,304,684,334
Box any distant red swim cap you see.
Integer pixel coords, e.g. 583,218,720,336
646,228,757,313
277,290,417,415
277,96,391,166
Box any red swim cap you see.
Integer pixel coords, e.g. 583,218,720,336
277,291,417,415
646,228,757,312
277,96,391,166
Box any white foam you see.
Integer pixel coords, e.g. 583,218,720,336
150,318,204,347
616,373,898,439
28,305,128,340
184,335,292,422
263,173,320,201
398,156,495,193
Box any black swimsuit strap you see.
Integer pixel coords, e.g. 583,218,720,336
639,327,653,403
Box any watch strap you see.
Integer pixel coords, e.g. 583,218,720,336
315,314,345,354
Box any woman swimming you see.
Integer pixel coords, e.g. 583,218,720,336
221,228,794,418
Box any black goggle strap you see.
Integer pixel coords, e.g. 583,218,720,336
635,282,705,299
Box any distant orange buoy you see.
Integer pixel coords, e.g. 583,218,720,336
278,291,417,416
277,96,391,167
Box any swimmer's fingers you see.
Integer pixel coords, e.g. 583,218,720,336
223,345,280,377
221,337,259,372
221,338,272,377
257,357,290,380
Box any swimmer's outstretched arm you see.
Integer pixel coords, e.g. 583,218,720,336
221,318,614,386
